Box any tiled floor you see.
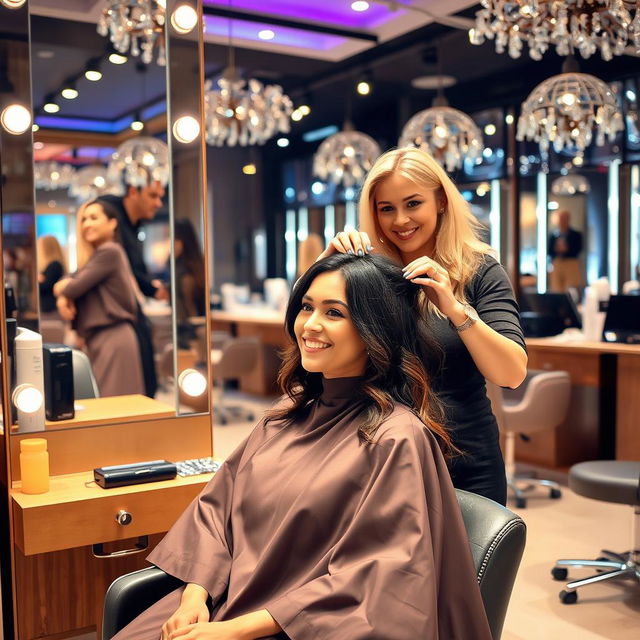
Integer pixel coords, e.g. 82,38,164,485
66,391,638,640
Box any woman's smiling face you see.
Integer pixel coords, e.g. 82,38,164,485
294,270,368,379
375,173,442,261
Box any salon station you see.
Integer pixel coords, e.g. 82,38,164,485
1,1,640,639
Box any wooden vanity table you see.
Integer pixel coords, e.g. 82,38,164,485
8,398,213,639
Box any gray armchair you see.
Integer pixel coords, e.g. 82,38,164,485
102,489,526,639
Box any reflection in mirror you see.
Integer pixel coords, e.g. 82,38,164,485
27,10,176,427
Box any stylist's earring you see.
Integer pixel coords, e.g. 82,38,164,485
378,237,384,244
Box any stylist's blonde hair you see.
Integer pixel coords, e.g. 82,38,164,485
37,235,66,273
359,147,493,300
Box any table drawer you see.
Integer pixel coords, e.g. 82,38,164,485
13,481,204,556
526,349,600,387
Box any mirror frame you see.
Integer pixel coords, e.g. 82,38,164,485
0,0,211,433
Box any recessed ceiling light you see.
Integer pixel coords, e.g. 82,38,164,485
484,123,497,135
85,69,102,82
351,1,369,11
61,87,78,100
32,123,39,132
258,29,275,40
43,102,60,114
276,137,290,147
356,80,371,96
411,74,457,90
130,119,144,131
108,53,128,65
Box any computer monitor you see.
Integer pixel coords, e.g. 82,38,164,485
602,295,640,344
519,292,582,337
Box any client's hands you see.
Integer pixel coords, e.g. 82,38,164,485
53,277,72,297
316,230,373,261
161,584,210,640
56,296,76,321
164,620,245,640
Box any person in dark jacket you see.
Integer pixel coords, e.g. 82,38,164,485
97,179,167,397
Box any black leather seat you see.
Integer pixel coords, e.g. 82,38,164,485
103,489,526,639
552,460,640,604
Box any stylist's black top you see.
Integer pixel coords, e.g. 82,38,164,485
425,255,526,505
39,260,64,313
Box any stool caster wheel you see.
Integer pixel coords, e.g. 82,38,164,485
515,497,527,509
559,590,577,604
550,488,562,499
551,567,568,581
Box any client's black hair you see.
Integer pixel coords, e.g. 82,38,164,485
267,253,449,450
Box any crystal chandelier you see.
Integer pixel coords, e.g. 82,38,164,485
34,161,76,191
470,0,640,61
69,165,123,202
313,129,381,188
97,0,166,66
399,105,483,172
108,136,170,189
517,71,624,154
204,73,293,147
551,173,591,195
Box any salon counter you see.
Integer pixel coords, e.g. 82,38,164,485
211,309,287,395
523,338,640,467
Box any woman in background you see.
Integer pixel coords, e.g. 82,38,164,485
37,235,66,319
112,253,491,640
53,200,144,397
321,147,527,505
173,218,206,348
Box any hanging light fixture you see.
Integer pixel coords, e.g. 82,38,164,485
203,5,293,147
517,59,624,155
69,165,122,201
108,136,170,189
551,173,591,195
34,161,76,191
313,126,381,188
399,104,483,172
97,0,166,66
470,0,640,61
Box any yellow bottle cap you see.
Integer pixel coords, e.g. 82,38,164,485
20,438,48,452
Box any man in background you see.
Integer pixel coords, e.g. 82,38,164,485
548,209,584,293
97,179,168,397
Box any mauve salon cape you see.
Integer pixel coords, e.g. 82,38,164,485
114,377,492,639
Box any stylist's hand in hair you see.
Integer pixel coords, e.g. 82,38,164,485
316,230,373,261
403,256,460,318
161,584,210,640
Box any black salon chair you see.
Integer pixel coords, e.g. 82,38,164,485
102,489,526,640
552,460,640,604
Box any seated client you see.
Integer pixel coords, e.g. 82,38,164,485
113,253,492,640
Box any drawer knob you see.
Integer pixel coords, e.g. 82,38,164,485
115,510,133,526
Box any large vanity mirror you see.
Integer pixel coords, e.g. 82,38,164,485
1,0,210,434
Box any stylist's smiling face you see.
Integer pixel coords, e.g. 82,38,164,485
294,270,368,379
375,173,440,259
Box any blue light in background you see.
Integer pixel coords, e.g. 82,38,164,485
303,125,339,143
36,214,68,248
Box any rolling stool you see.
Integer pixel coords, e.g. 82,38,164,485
552,460,640,604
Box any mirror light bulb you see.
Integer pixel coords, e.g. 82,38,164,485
12,384,43,414
1,0,27,7
1,104,31,135
178,368,207,397
171,4,198,34
173,115,200,143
